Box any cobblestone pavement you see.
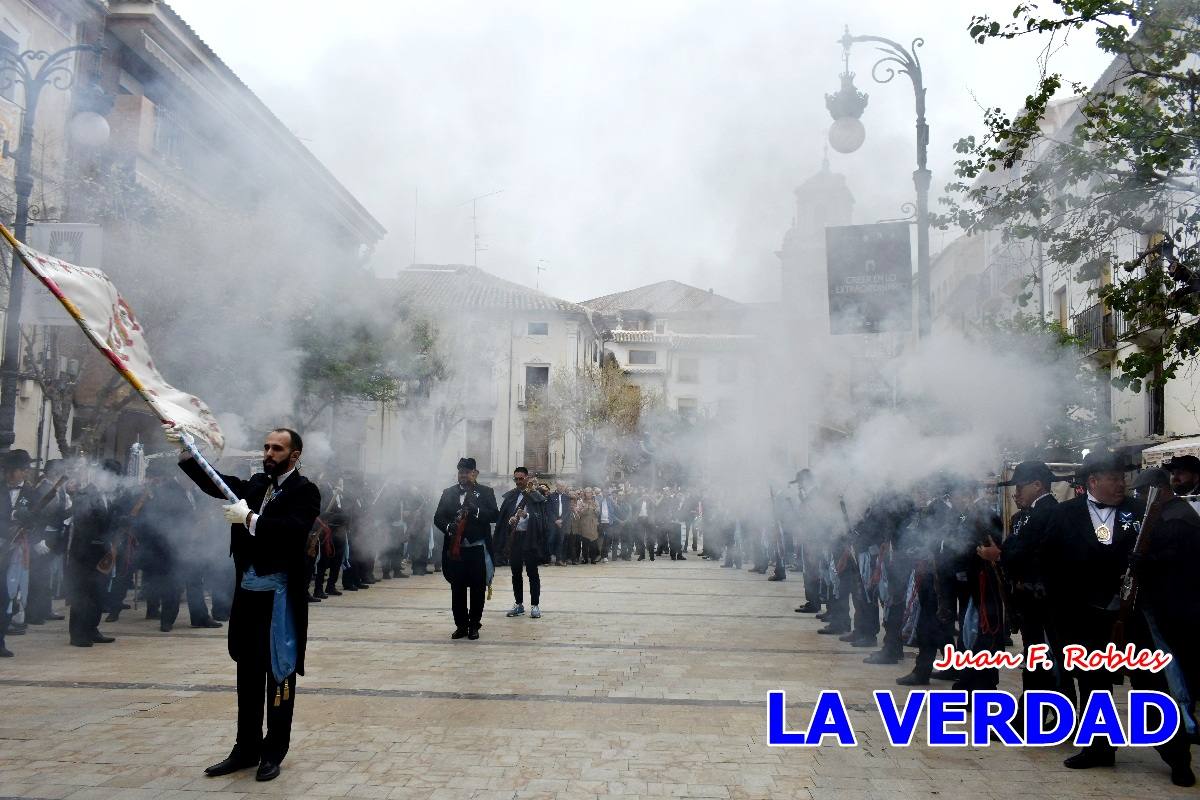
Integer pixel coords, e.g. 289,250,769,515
0,557,1193,799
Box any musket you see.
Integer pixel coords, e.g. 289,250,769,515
97,486,151,575
1112,485,1166,647
6,475,68,549
449,479,476,559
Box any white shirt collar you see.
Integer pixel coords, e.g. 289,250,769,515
272,468,297,488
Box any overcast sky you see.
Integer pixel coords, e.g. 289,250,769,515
169,0,1112,304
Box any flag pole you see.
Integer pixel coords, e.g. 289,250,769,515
0,221,237,502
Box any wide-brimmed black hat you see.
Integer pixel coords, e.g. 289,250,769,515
1131,467,1171,491
1163,455,1200,473
1075,450,1128,481
788,469,812,485
456,457,477,471
1002,460,1056,488
3,449,31,470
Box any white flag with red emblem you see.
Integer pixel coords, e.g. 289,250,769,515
7,233,225,456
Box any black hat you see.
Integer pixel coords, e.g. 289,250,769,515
3,449,31,470
456,457,477,471
1005,460,1055,488
788,469,812,485
1163,455,1200,473
1131,467,1171,491
1076,449,1126,481
101,458,123,475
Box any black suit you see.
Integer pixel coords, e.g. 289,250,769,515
65,486,122,645
1002,493,1061,696
0,483,39,648
434,482,499,630
179,458,320,766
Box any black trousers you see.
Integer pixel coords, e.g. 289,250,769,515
317,532,346,590
450,581,485,630
26,550,54,623
157,566,211,627
233,591,295,765
511,551,540,606
1014,595,1060,695
850,564,879,638
0,559,13,647
67,559,104,642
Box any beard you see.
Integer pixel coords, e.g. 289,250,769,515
262,455,292,477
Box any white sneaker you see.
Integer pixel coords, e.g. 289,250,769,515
505,604,525,617
530,606,541,619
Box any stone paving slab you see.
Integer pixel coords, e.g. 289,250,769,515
0,559,1193,798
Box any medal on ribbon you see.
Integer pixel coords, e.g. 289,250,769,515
1095,523,1112,544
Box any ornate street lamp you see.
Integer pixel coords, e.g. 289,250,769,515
827,26,932,338
0,44,108,450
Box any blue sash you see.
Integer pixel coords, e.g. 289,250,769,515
240,567,296,683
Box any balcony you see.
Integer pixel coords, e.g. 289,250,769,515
1072,303,1115,354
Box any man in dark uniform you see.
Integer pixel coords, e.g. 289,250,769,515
0,450,39,656
896,478,959,686
1041,450,1168,775
168,424,321,783
434,458,498,639
66,458,124,649
979,461,1061,701
1124,467,1197,786
25,458,70,626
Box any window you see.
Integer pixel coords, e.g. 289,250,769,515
654,319,667,334
524,365,549,404
677,397,698,421
677,357,699,383
717,359,737,384
1054,287,1067,327
628,350,656,365
527,321,548,336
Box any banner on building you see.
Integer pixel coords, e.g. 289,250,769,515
3,226,225,455
825,222,913,335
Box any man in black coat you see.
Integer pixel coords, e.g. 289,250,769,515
168,424,320,784
0,449,40,657
499,467,547,618
433,458,499,639
66,458,125,649
1041,450,1162,775
545,481,572,565
980,461,1061,700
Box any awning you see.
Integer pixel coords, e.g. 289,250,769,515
1139,436,1200,466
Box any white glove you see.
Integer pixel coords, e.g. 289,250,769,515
33,539,50,556
222,499,252,526
162,422,190,456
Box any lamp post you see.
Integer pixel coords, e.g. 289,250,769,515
826,26,932,338
0,44,106,451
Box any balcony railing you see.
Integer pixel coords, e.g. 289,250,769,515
1072,303,1114,353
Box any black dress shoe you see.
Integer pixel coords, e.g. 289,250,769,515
325,588,342,596
92,633,115,643
818,625,849,635
795,603,821,613
1171,762,1196,787
767,574,784,581
313,591,328,599
676,555,686,561
160,622,173,632
0,645,12,657
451,628,468,639
895,671,930,686
26,617,45,625
46,613,64,621
931,669,960,681
69,639,93,647
205,754,258,777
104,612,120,623
838,632,858,643
192,619,223,629
342,585,359,591
467,627,480,640
1063,749,1115,769
864,650,901,664
307,595,321,603
255,760,281,782
852,637,878,648
211,614,229,622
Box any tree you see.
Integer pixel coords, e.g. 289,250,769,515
293,309,402,429
527,355,659,479
947,1,1200,391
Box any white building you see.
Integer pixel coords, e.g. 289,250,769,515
582,281,757,421
365,264,600,479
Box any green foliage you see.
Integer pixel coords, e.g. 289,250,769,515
293,307,401,424
946,1,1200,389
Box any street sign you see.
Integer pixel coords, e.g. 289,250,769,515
825,222,912,335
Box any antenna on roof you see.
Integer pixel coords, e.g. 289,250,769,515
536,259,549,290
459,189,504,267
